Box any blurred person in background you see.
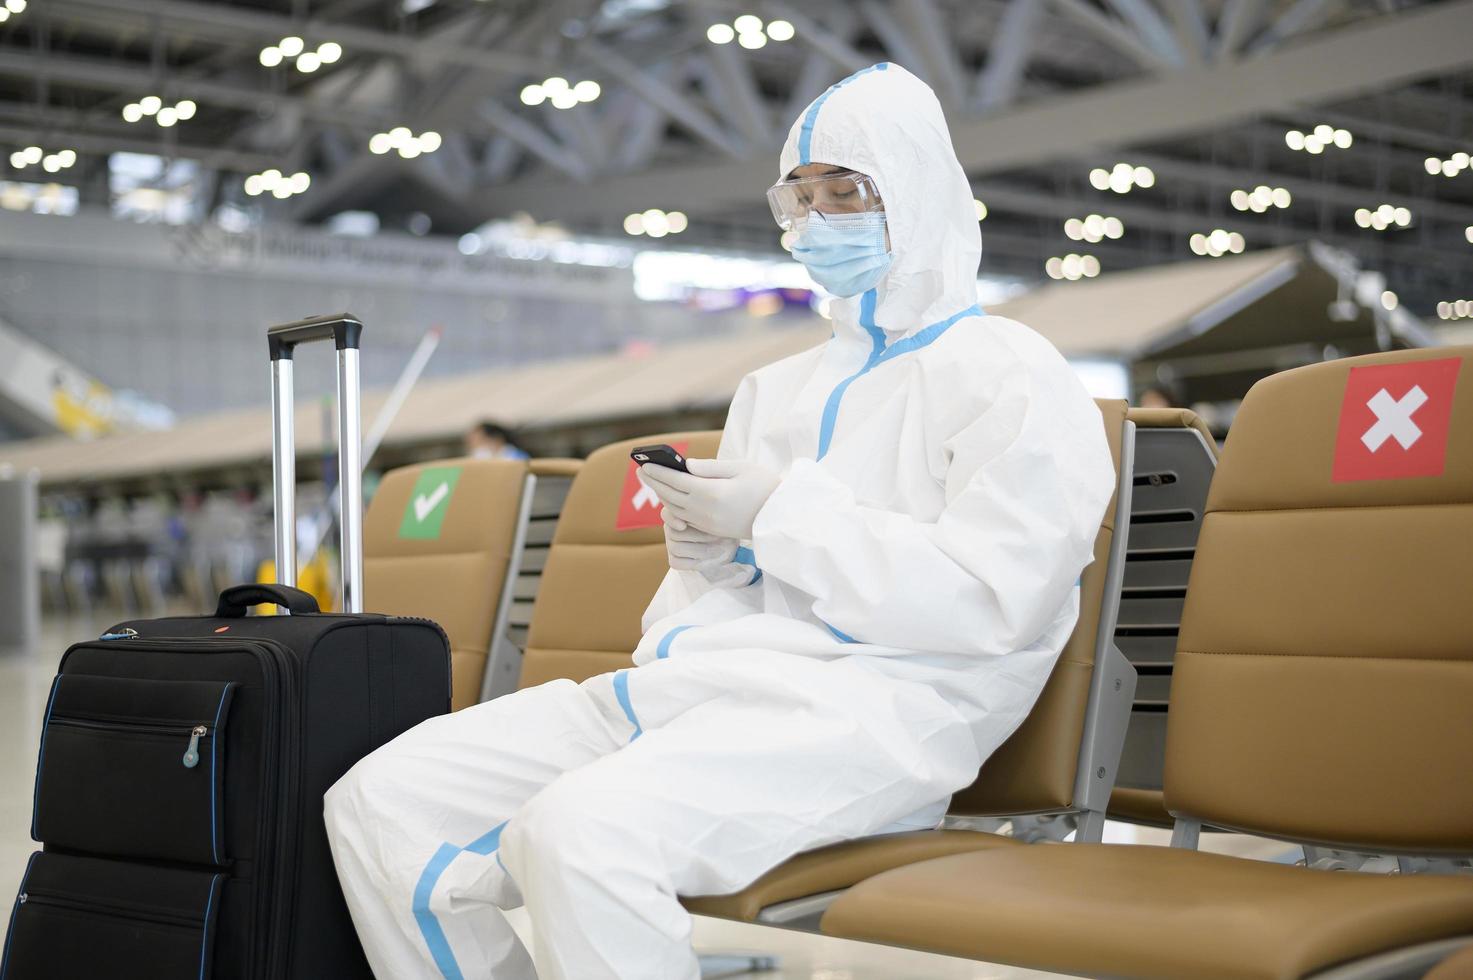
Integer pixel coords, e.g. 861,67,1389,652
465,420,529,460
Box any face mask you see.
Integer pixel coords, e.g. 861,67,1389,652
791,212,892,297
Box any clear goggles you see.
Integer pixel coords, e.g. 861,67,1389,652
765,170,883,231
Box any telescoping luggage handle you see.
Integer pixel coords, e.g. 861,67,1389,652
267,313,365,614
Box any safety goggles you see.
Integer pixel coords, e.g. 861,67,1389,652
765,170,883,230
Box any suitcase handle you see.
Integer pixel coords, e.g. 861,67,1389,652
268,314,363,361
216,584,321,618
269,314,365,614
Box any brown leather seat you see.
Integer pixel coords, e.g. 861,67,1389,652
517,432,722,690
822,845,1473,980
685,399,1133,921
365,456,536,710
823,347,1473,977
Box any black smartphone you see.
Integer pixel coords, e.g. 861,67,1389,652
630,444,689,473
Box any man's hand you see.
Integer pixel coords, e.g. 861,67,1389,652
661,511,757,588
638,458,780,540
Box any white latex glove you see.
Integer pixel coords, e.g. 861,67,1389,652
661,511,755,588
638,458,781,540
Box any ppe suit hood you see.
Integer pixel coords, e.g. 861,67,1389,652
780,62,981,339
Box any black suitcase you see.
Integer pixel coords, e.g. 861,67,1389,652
1,316,452,980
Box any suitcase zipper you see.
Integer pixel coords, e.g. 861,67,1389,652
46,717,213,769
60,635,301,980
17,889,205,930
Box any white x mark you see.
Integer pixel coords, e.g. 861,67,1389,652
1361,385,1428,452
631,482,661,511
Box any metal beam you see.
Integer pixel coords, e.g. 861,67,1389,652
0,122,276,171
763,2,871,74
581,40,742,157
1047,0,1179,71
1103,0,1186,66
473,0,1473,222
0,48,397,130
39,0,549,75
896,0,970,108
1246,0,1343,54
478,99,593,182
974,0,1045,111
701,45,774,148
1213,0,1265,59
1163,0,1211,65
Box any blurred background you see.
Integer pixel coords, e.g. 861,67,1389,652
0,0,1470,631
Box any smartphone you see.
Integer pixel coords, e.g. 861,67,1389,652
630,444,689,473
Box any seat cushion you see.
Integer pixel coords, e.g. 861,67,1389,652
821,844,1473,980
1109,787,1174,827
682,829,1020,922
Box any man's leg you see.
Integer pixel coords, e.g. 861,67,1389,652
324,676,634,980
498,658,980,980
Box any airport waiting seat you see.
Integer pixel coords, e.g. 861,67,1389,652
364,456,581,710
683,398,1138,926
1110,406,1218,827
1425,944,1473,980
516,432,722,690
822,347,1473,980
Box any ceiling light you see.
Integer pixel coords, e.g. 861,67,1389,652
57,150,76,167
6,0,25,12
1285,130,1305,151
1425,157,1442,175
1437,301,1451,319
1454,152,1471,169
289,172,309,194
458,233,482,255
1107,170,1132,194
1061,254,1083,280
623,213,644,235
1045,257,1064,279
1271,187,1291,208
542,76,569,94
1304,137,1324,154
244,175,264,196
1354,208,1371,228
296,52,321,72
1088,168,1110,191
122,103,144,123
1313,124,1333,141
1064,218,1084,240
734,14,763,33
973,199,987,221
42,155,60,173
550,89,579,109
22,146,41,164
174,99,197,121
707,23,735,44
139,95,162,116
389,126,412,144
369,133,392,154
8,151,24,168
418,131,442,153
1227,232,1245,253
398,142,422,159
1230,189,1250,211
520,84,546,106
573,80,601,102
1081,255,1101,278
642,208,670,237
666,211,688,233
279,36,305,57
766,19,794,41
1465,226,1473,244
738,31,767,48
261,169,282,188
1394,206,1411,227
1332,129,1353,149
1133,166,1155,188
0,9,8,21
1380,290,1397,311
259,46,284,68
1103,216,1124,239
156,107,178,127
272,184,292,200
780,229,797,251
317,42,343,64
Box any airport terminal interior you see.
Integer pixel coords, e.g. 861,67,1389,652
1,0,1472,978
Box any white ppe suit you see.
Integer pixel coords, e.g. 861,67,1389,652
324,62,1116,980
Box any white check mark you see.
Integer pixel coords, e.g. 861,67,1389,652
413,482,450,522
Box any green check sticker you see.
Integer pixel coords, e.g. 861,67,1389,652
398,466,462,540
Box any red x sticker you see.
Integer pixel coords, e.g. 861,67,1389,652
616,441,688,530
1332,358,1461,483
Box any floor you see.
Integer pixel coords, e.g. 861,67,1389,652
0,612,1294,980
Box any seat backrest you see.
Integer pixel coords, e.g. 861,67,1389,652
1163,347,1473,855
518,431,723,690
1109,407,1218,824
364,457,529,711
950,398,1132,818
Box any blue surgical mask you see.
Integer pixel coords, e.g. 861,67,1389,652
791,212,892,297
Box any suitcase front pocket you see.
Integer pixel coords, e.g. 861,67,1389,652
1,852,222,980
33,674,236,866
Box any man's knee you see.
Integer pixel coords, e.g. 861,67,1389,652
505,773,640,875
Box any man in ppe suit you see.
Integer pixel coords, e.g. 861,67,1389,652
324,62,1115,980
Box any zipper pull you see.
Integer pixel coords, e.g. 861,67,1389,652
99,628,139,641
182,726,207,768
17,893,25,905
